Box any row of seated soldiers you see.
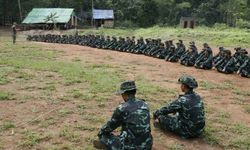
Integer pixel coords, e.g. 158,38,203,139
27,34,250,78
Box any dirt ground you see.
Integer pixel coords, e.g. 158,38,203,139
0,29,250,150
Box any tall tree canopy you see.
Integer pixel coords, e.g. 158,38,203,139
0,0,249,27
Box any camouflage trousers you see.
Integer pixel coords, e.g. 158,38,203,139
12,34,16,44
158,115,203,138
240,70,250,78
99,132,153,150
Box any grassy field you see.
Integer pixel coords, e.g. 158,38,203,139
76,26,250,49
0,31,250,150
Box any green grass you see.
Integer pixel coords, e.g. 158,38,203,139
19,130,42,148
79,26,250,48
0,42,122,102
59,126,81,143
0,91,13,101
0,122,15,131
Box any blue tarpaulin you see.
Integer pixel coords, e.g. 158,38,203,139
93,9,114,20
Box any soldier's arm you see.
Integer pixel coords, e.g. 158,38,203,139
154,97,183,119
98,107,123,136
223,58,236,70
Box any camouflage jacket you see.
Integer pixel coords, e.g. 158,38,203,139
154,91,205,136
99,98,152,148
239,58,250,75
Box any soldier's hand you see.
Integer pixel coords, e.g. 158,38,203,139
153,111,159,120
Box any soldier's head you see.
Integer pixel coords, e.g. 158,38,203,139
117,81,137,101
179,40,183,44
169,40,173,44
240,49,248,55
219,47,224,52
224,50,232,57
178,75,198,92
203,43,208,48
189,41,195,46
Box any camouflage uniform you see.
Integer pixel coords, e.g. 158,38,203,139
238,55,250,78
12,23,17,44
195,44,213,70
216,50,236,74
168,40,186,62
153,75,205,138
97,81,153,150
213,47,225,64
180,42,198,66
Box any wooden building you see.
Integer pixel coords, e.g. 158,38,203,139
180,17,197,29
22,8,80,29
93,9,114,28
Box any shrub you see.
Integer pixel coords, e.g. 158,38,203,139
236,19,250,29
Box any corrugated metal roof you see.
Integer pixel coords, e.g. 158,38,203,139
93,9,114,19
22,8,74,24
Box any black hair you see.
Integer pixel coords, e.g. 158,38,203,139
183,84,193,91
124,89,136,96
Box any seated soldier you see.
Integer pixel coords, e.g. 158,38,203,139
213,47,224,64
94,81,153,150
165,45,176,62
153,75,205,139
216,50,236,74
170,40,186,62
235,49,248,71
195,49,213,70
180,42,198,66
237,54,250,78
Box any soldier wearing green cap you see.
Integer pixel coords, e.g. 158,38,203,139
12,22,17,44
237,54,250,78
153,75,205,138
94,81,153,150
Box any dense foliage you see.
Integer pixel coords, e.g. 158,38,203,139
1,0,250,27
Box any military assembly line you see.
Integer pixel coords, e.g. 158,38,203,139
27,34,250,78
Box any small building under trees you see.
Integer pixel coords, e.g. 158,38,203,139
180,17,198,29
22,8,80,30
93,9,114,28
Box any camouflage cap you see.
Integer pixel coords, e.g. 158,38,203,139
117,80,137,94
178,75,198,89
219,47,224,51
240,49,248,54
189,41,195,45
203,43,208,47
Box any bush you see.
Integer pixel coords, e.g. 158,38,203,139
236,19,250,29
213,23,229,30
115,20,138,28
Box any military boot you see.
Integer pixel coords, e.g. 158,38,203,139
93,140,106,149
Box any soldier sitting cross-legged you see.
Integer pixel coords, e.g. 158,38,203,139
93,81,153,150
153,75,205,139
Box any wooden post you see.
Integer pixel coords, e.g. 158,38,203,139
71,15,74,26
17,0,23,22
75,16,78,26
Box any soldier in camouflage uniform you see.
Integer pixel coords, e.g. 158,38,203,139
235,49,248,71
213,47,225,64
169,40,186,62
216,50,236,74
180,42,198,66
12,22,17,44
153,75,205,139
237,54,250,78
94,81,153,150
